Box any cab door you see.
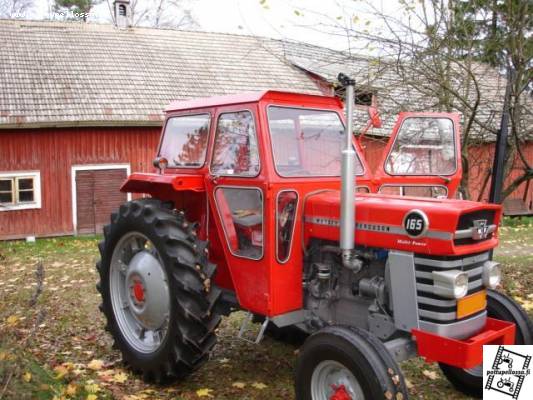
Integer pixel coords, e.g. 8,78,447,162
374,112,462,198
205,104,271,315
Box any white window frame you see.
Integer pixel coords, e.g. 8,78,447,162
0,171,42,211
71,164,132,232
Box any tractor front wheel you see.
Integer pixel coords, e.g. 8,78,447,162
295,326,408,400
439,290,533,398
96,199,221,382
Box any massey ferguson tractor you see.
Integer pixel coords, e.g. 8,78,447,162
96,74,532,399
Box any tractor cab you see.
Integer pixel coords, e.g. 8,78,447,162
132,91,465,316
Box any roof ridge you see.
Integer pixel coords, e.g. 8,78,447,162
0,18,290,43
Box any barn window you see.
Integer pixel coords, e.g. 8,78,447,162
335,87,376,106
354,90,374,106
0,172,41,211
118,4,127,16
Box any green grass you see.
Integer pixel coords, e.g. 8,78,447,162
500,216,533,228
0,226,531,400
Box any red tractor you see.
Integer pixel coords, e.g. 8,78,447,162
96,74,532,399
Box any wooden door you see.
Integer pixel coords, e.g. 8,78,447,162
75,168,127,234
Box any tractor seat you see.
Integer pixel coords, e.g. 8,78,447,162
232,210,262,227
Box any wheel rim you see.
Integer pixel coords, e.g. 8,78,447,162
109,232,171,354
463,364,482,377
311,360,364,400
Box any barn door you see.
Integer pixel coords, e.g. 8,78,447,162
374,112,462,198
75,167,128,234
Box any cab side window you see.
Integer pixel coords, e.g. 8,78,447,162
211,111,260,176
385,117,456,176
215,187,263,260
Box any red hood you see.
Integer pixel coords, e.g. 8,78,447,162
304,192,502,256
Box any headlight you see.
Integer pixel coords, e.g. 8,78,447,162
432,269,469,299
454,273,469,298
482,261,501,289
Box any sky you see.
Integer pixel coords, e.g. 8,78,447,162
28,0,405,52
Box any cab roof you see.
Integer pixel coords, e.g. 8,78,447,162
165,90,343,113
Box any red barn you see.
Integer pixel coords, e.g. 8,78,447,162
0,20,327,239
0,19,531,239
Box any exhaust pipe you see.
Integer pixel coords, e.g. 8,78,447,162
338,73,361,271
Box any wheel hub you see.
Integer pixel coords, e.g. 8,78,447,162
311,360,363,400
330,384,352,400
125,251,170,331
131,278,145,304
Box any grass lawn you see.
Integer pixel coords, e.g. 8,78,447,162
0,219,531,399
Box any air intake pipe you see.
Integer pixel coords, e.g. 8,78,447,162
337,73,361,272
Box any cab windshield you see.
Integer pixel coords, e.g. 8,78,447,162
267,106,364,177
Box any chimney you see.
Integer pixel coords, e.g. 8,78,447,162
113,0,131,29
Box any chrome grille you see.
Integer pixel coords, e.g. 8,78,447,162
414,252,488,323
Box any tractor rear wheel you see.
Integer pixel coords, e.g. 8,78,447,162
96,199,221,382
439,290,533,398
295,326,408,400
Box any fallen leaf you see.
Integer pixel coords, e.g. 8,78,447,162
232,382,246,389
252,382,268,390
422,370,438,380
87,359,104,371
22,372,32,382
6,315,18,326
61,383,76,395
53,365,70,379
404,379,414,389
112,371,128,383
86,395,98,400
85,383,100,393
196,388,213,397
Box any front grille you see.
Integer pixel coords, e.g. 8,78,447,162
454,210,496,246
414,252,488,324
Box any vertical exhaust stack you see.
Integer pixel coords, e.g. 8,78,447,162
338,73,360,271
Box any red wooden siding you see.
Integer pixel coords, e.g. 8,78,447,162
0,126,530,240
0,127,160,239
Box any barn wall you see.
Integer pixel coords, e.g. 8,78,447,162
0,127,160,239
360,136,533,205
0,127,530,239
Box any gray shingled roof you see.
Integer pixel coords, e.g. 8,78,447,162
280,40,533,141
1,19,530,142
0,19,322,128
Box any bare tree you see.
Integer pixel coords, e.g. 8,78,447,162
126,0,199,29
293,0,531,200
0,0,33,18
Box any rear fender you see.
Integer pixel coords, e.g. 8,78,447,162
120,173,205,198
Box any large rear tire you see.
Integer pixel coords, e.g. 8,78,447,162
295,326,408,399
96,199,221,382
439,290,533,398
